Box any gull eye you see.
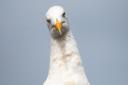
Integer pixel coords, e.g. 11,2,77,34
46,19,51,23
62,12,66,17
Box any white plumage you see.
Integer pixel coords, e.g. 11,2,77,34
43,5,90,85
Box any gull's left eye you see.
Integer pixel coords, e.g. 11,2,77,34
62,12,66,17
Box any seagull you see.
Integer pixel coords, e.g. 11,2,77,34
43,5,90,85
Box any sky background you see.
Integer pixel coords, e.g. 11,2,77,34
0,0,128,85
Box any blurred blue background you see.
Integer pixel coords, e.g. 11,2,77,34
0,0,128,85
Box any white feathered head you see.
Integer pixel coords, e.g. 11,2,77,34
46,5,69,39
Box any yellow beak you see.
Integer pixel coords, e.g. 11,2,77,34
55,19,62,35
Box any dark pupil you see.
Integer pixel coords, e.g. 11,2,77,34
47,19,51,23
62,12,66,17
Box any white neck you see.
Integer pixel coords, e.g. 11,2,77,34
44,30,90,85
48,31,85,74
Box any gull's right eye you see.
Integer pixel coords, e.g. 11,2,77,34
62,12,66,17
46,19,51,23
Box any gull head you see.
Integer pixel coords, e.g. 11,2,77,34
46,5,69,39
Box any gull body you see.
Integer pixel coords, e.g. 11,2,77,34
43,5,90,85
